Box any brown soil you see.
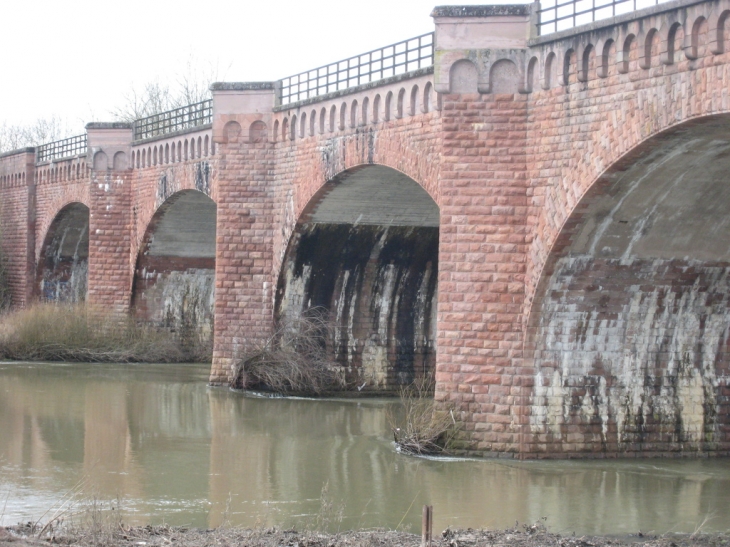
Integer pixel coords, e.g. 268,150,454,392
2,524,728,547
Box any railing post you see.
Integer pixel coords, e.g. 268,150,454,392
531,0,541,38
277,33,433,105
133,99,212,142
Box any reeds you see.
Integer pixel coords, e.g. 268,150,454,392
231,310,345,395
0,302,211,363
387,377,461,456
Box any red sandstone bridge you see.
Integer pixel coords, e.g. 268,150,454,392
2,0,729,458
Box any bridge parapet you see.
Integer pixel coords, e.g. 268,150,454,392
133,99,212,142
277,33,434,106
131,127,215,171
272,70,438,143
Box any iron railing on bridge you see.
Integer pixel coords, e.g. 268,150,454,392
537,0,674,35
278,33,434,105
133,99,213,141
36,134,87,163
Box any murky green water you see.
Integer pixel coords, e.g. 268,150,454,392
1,362,728,534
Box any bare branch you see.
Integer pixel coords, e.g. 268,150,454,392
0,116,78,154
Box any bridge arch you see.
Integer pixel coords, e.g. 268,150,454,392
37,202,89,303
131,189,217,342
275,164,440,390
525,114,730,455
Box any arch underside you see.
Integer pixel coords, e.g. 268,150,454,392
37,203,89,303
276,165,439,390
132,191,216,339
529,118,730,454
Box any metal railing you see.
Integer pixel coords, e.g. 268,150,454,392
36,134,87,162
278,33,434,105
133,99,212,141
537,0,673,35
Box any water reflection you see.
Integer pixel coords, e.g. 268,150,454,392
0,362,728,534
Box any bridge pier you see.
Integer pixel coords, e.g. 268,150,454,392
86,123,134,316
0,149,36,309
436,90,530,453
209,84,277,384
431,7,532,452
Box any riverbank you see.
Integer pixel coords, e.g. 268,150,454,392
0,303,211,363
2,524,729,547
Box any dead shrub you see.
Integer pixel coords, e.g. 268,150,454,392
231,309,346,395
387,377,461,456
0,302,208,363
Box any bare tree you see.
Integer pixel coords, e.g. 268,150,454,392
112,57,227,122
0,57,227,153
0,116,77,154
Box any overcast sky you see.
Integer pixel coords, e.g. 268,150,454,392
0,0,525,132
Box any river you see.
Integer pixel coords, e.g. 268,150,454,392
0,361,728,535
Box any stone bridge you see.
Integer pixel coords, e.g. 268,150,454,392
2,0,730,457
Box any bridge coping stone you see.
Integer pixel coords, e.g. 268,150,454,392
0,147,35,160
431,4,533,17
85,122,133,130
210,82,276,91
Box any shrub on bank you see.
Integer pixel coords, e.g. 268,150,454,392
231,310,346,395
387,377,462,455
0,303,212,363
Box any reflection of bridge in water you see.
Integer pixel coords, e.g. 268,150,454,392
1,0,730,457
0,362,728,533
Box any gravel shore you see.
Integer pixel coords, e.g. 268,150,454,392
2,524,728,547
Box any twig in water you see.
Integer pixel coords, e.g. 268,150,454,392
396,490,420,531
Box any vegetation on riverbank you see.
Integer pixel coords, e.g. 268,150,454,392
231,311,346,395
3,521,728,547
0,303,212,363
388,378,462,455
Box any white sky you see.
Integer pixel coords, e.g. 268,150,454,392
0,0,524,133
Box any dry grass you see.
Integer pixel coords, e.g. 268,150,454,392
387,377,461,456
5,513,729,547
0,303,210,363
231,310,346,395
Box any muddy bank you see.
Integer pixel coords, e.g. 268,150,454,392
2,525,729,547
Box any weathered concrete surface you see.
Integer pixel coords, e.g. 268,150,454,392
132,191,216,337
37,203,89,302
305,166,439,227
528,124,730,455
276,165,440,391
276,224,438,390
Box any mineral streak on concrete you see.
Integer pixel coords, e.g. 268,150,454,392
37,203,89,303
276,165,440,391
529,124,730,455
132,191,217,336
276,224,439,390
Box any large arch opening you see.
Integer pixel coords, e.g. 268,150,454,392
37,203,89,302
131,190,217,347
528,117,730,455
276,165,439,391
